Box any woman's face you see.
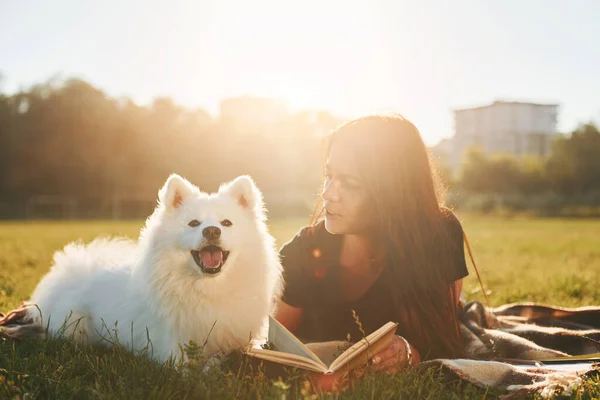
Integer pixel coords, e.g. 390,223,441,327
321,139,371,235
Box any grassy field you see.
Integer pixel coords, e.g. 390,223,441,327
1,214,600,399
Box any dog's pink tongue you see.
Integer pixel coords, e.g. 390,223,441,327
200,250,223,268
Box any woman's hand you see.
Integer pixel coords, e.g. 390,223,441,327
313,336,421,392
367,335,421,375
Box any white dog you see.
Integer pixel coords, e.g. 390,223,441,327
0,174,283,363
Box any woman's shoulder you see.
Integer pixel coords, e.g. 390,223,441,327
279,220,336,256
440,206,463,231
439,206,469,280
439,206,465,247
278,221,340,308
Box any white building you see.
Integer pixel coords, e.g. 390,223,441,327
440,101,559,169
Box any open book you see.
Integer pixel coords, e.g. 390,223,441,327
245,316,398,374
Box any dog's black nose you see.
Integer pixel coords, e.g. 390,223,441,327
202,226,221,240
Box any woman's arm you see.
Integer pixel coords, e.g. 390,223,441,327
274,300,304,333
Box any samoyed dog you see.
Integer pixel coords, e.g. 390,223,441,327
0,174,283,363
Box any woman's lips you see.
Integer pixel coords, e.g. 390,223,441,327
325,209,341,218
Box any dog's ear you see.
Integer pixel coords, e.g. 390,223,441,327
221,175,264,214
158,174,197,210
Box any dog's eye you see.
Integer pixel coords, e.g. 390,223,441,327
221,219,232,227
188,220,201,227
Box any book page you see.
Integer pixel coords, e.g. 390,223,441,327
329,322,398,373
267,315,326,367
244,348,327,373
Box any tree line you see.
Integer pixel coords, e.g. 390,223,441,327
1,75,598,218
0,77,339,218
442,122,600,215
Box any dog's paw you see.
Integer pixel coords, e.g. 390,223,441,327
0,305,43,340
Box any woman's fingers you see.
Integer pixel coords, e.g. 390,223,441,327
349,336,413,380
369,336,408,372
370,354,401,372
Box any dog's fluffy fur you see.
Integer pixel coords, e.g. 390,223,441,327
2,175,282,362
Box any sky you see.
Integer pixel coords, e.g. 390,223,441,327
1,0,599,145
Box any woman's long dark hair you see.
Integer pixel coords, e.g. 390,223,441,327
312,114,464,359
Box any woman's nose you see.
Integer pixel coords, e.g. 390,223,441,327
321,179,340,202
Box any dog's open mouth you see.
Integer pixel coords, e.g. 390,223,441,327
191,245,230,275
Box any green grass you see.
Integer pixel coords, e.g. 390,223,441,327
2,214,600,399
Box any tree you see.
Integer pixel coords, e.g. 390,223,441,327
546,123,600,196
459,147,492,193
460,147,548,195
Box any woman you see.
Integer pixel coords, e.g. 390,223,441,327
275,114,468,378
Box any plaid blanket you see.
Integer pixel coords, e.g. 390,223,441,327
423,301,600,398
